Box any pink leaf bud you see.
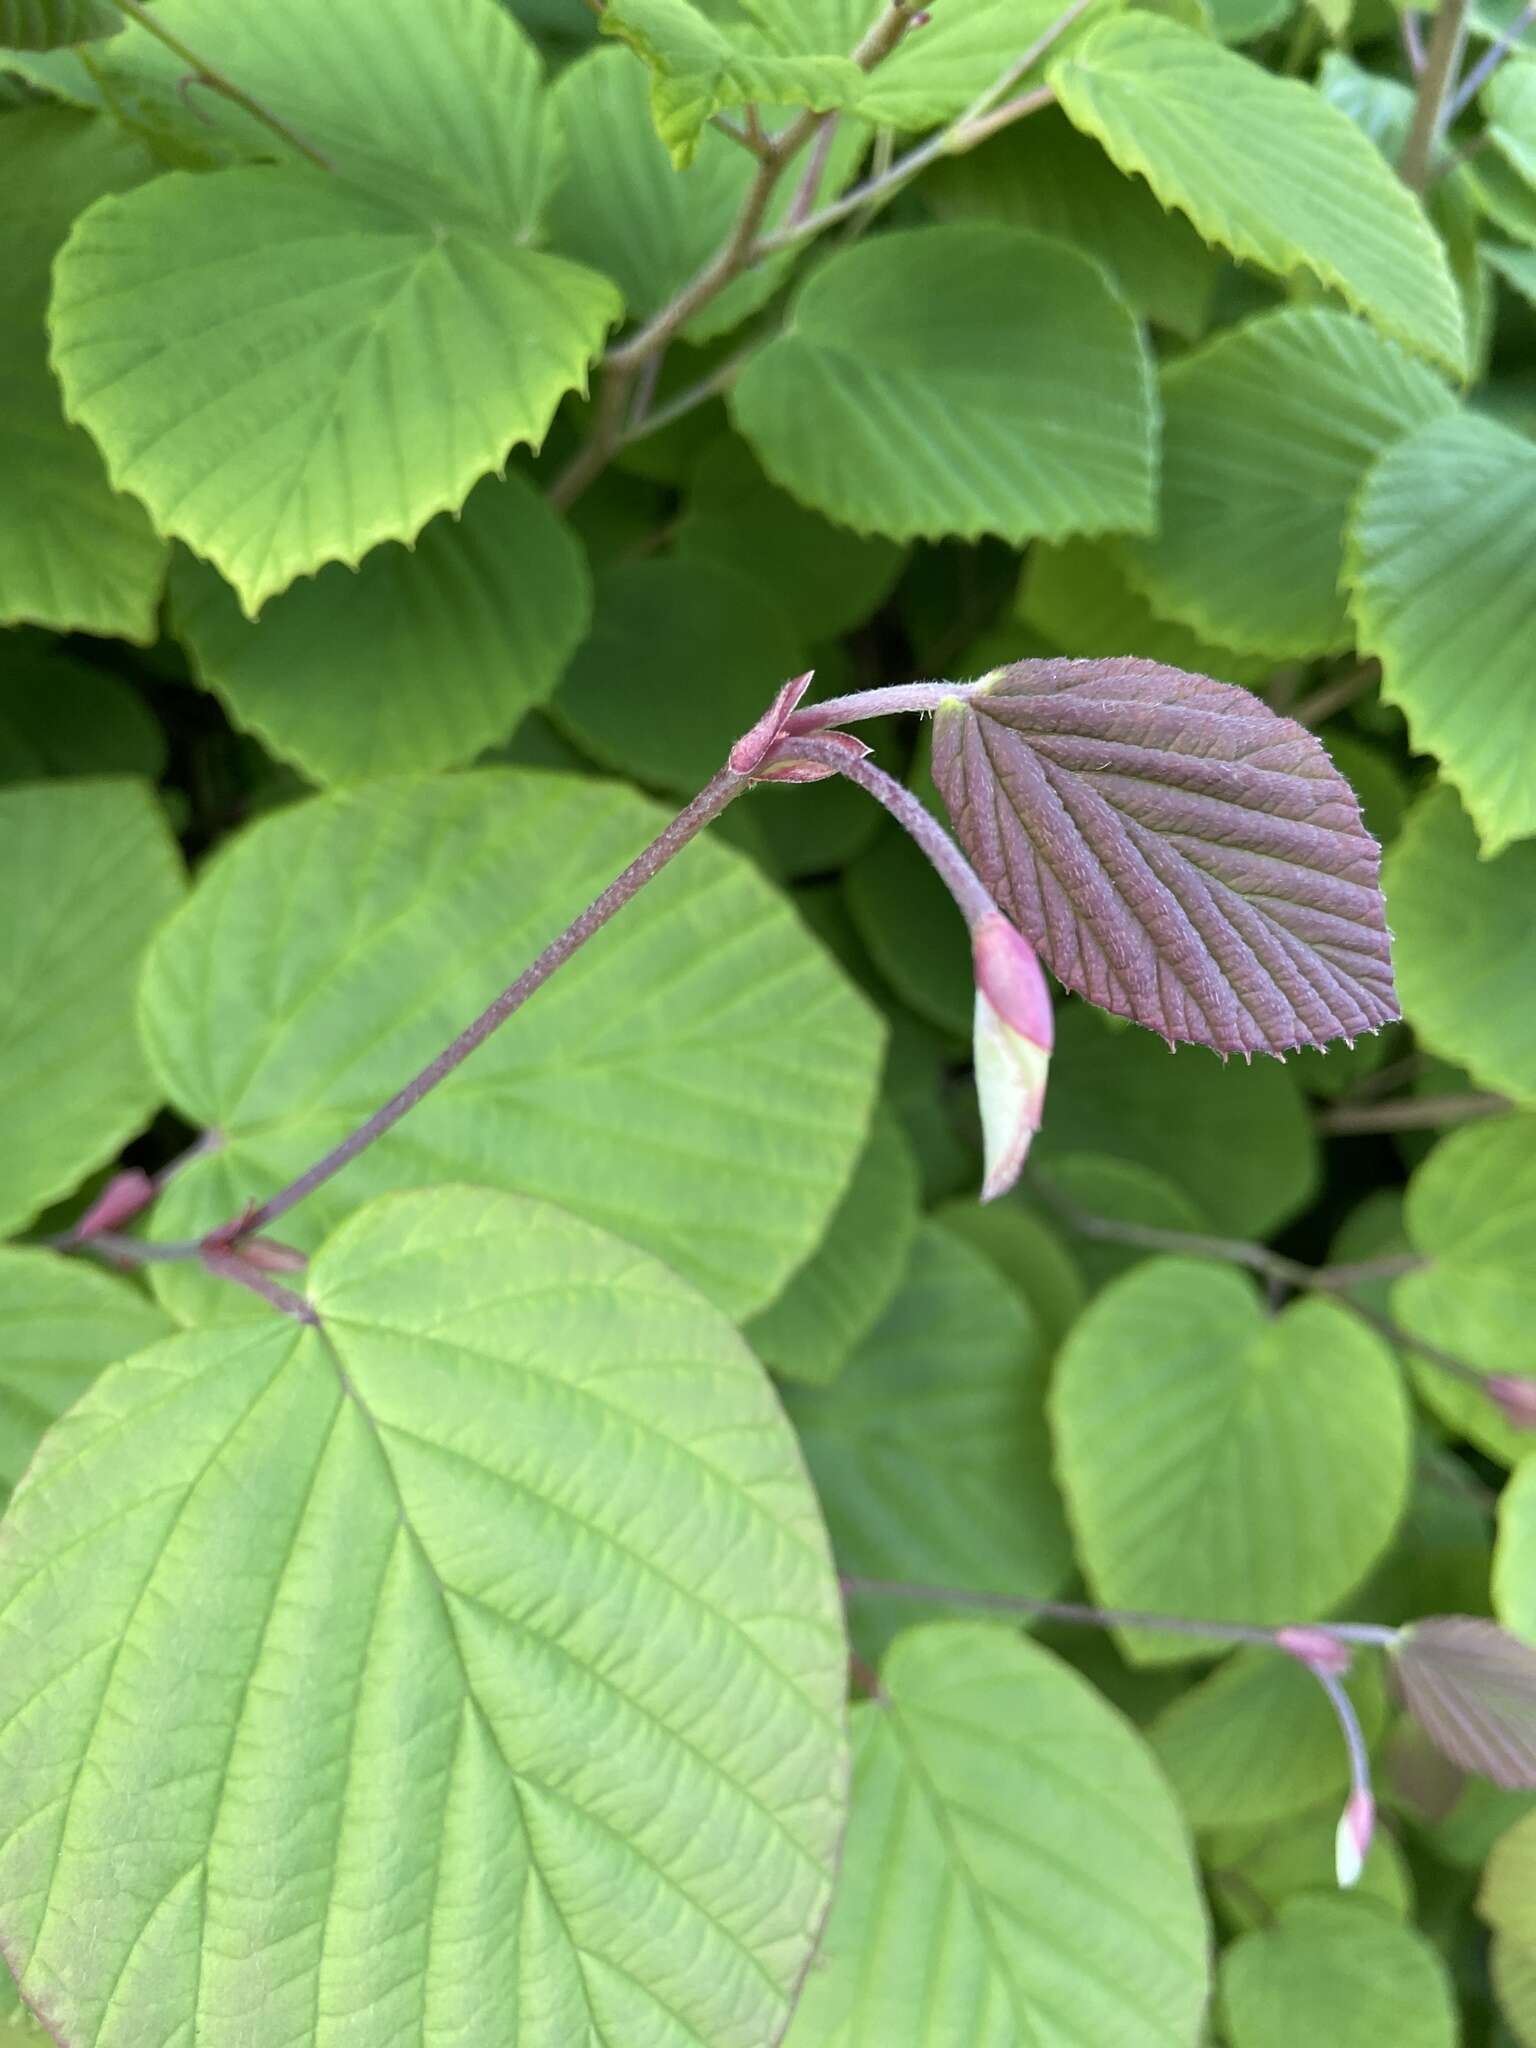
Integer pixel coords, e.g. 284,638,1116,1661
729,672,815,775
971,913,1052,1202
69,1168,155,1241
1486,1375,1536,1431
1275,1626,1355,1676
236,1236,309,1275
1334,1788,1374,1888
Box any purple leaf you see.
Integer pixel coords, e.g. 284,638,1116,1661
930,658,1399,1056
1392,1618,1536,1789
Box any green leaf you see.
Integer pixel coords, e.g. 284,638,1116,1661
554,557,802,795
746,1109,919,1387
731,223,1157,545
1019,535,1271,685
926,106,1221,339
0,1963,47,2048
598,0,861,165
1049,14,1467,373
1029,1152,1208,1290
1480,1806,1536,1948
0,1185,848,2048
748,0,1103,130
1220,1897,1457,2048
844,819,973,1040
51,168,620,616
1206,1801,1413,1931
547,44,752,316
1314,53,1489,365
933,1197,1088,1357
1493,1938,1536,2048
674,435,905,640
1466,147,1536,241
139,771,883,1323
0,0,116,49
1206,0,1295,40
783,1223,1072,1655
1347,411,1536,856
1497,1459,1536,1648
1151,1649,1388,1827
1486,237,1536,307
0,640,164,784
0,107,166,642
783,1622,1211,2047
1487,57,1536,191
1119,308,1454,658
169,473,589,785
1395,1115,1536,1462
1052,1259,1412,1661
0,779,183,1237
1034,1003,1318,1238
1384,787,1536,1103
0,1247,170,1503
50,0,565,226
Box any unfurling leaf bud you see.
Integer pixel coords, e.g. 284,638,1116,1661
729,672,815,775
69,1168,155,1241
1334,1788,1375,1888
752,731,873,783
971,913,1053,1202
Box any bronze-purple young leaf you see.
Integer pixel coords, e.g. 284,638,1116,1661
930,658,1399,1056
1392,1617,1536,1789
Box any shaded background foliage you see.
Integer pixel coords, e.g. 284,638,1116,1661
2,0,1536,2041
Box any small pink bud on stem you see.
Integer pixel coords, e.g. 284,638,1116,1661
1486,1375,1536,1430
1276,1626,1355,1676
68,1169,155,1242
971,914,1053,1202
752,731,872,783
1334,1788,1375,1888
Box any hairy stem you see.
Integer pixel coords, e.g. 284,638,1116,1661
784,678,979,730
1027,1173,1496,1396
839,1575,1399,1649
1316,1663,1376,1798
1400,0,1472,189
622,338,761,446
213,765,751,1240
1291,659,1380,729
782,735,998,928
1317,1090,1511,1136
105,0,333,168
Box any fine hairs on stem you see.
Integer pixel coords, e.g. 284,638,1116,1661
1399,0,1471,189
839,1573,1398,1650
58,673,1501,1429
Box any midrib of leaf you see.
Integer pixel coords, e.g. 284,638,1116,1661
314,1321,777,2046
883,1696,1194,2043
226,233,454,603
1033,745,1280,1045
881,1705,1043,2046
